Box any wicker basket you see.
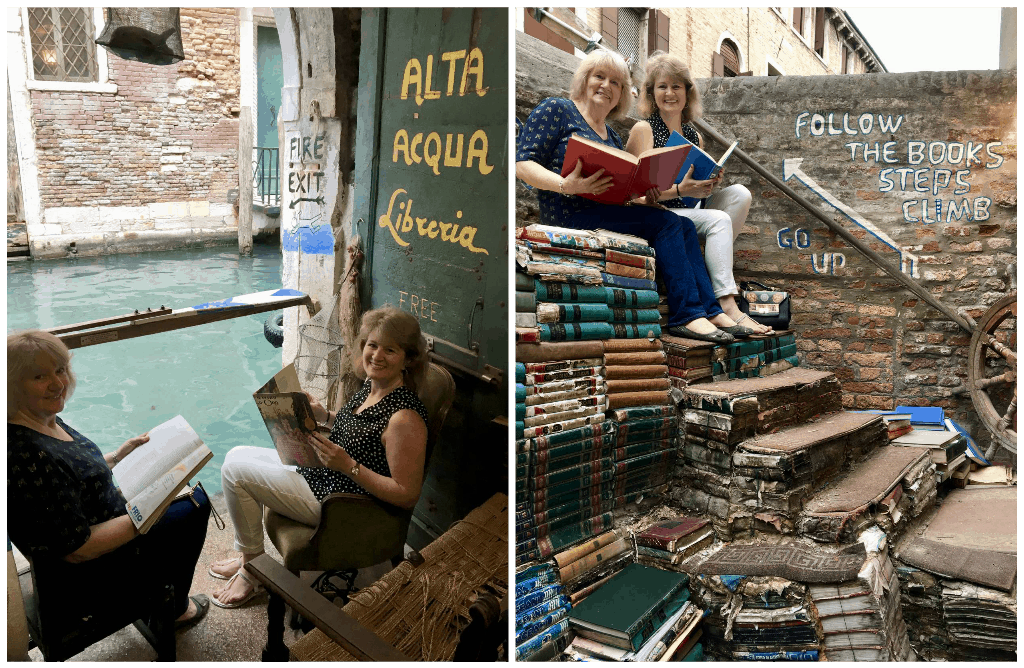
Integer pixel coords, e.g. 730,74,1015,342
290,494,508,661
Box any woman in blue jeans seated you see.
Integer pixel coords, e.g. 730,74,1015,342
515,49,754,343
7,330,212,630
625,51,771,335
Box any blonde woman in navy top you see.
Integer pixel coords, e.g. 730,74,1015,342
210,307,429,608
516,49,753,343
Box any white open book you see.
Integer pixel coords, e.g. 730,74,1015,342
113,415,213,534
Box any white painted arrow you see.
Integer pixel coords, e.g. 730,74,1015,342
783,158,919,278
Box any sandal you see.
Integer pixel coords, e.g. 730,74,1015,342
211,570,264,609
667,324,735,344
208,555,243,580
719,323,756,338
175,594,210,630
736,312,774,335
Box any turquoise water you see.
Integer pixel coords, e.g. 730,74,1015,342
7,246,288,494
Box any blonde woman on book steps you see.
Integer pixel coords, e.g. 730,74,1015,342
626,51,772,335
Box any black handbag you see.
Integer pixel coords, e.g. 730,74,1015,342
737,281,791,330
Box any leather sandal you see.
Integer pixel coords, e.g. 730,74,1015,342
667,324,735,344
718,323,756,338
211,570,264,609
175,594,210,630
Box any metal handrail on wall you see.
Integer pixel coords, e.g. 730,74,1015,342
252,146,280,209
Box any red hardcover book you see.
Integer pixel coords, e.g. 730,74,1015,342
561,135,690,206
636,516,710,552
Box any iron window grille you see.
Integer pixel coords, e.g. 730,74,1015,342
27,7,98,82
616,8,644,70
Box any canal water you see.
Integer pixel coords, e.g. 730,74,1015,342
7,245,288,494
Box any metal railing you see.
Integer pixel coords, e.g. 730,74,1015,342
252,146,280,209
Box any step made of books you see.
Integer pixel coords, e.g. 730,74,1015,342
797,446,936,543
681,367,842,434
673,407,886,540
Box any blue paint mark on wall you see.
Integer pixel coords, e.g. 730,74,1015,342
283,225,333,254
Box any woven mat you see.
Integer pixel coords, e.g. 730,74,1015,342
692,540,866,583
291,493,508,661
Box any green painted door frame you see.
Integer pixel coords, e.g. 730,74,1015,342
354,8,508,544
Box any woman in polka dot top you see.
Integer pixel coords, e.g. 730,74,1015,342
210,307,429,608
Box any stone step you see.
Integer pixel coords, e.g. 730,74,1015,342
797,446,936,543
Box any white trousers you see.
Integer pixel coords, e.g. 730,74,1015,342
220,446,321,554
669,184,752,298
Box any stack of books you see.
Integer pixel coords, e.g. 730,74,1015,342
514,563,572,660
710,332,799,380
690,573,817,661
566,562,700,660
661,332,716,390
808,531,912,661
634,515,716,572
602,340,673,410
673,369,844,538
555,530,632,604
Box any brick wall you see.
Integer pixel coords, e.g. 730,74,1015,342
30,8,240,209
516,32,1017,448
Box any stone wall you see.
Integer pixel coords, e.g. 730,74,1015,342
26,8,242,257
516,32,1017,446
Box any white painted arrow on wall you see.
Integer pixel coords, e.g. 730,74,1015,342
783,158,919,278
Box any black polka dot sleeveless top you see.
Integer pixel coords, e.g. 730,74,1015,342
647,113,701,209
297,379,429,502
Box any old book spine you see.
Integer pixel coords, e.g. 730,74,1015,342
538,513,614,557
552,529,620,569
605,287,660,308
557,536,630,583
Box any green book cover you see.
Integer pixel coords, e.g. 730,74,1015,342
569,562,689,650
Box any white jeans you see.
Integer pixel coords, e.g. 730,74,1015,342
669,184,752,299
220,446,321,554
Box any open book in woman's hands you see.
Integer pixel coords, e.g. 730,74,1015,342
113,415,213,533
253,363,326,467
561,135,691,206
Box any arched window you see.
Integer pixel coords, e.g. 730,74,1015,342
719,39,740,77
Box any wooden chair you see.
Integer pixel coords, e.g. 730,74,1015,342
248,493,508,661
19,553,177,661
260,363,455,654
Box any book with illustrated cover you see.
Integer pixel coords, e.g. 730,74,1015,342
561,135,691,206
665,131,738,182
253,363,327,467
114,415,213,534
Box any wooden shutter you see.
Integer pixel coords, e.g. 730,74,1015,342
814,8,826,53
720,40,739,77
841,44,849,73
792,7,804,36
711,51,725,77
601,7,618,51
523,8,574,55
648,9,669,55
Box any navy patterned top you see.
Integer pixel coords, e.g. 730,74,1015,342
516,97,624,226
648,113,703,209
7,418,127,559
297,380,429,502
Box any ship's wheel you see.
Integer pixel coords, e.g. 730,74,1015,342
967,293,1017,459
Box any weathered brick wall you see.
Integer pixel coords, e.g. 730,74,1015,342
30,8,240,209
516,32,1017,446
578,8,865,79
